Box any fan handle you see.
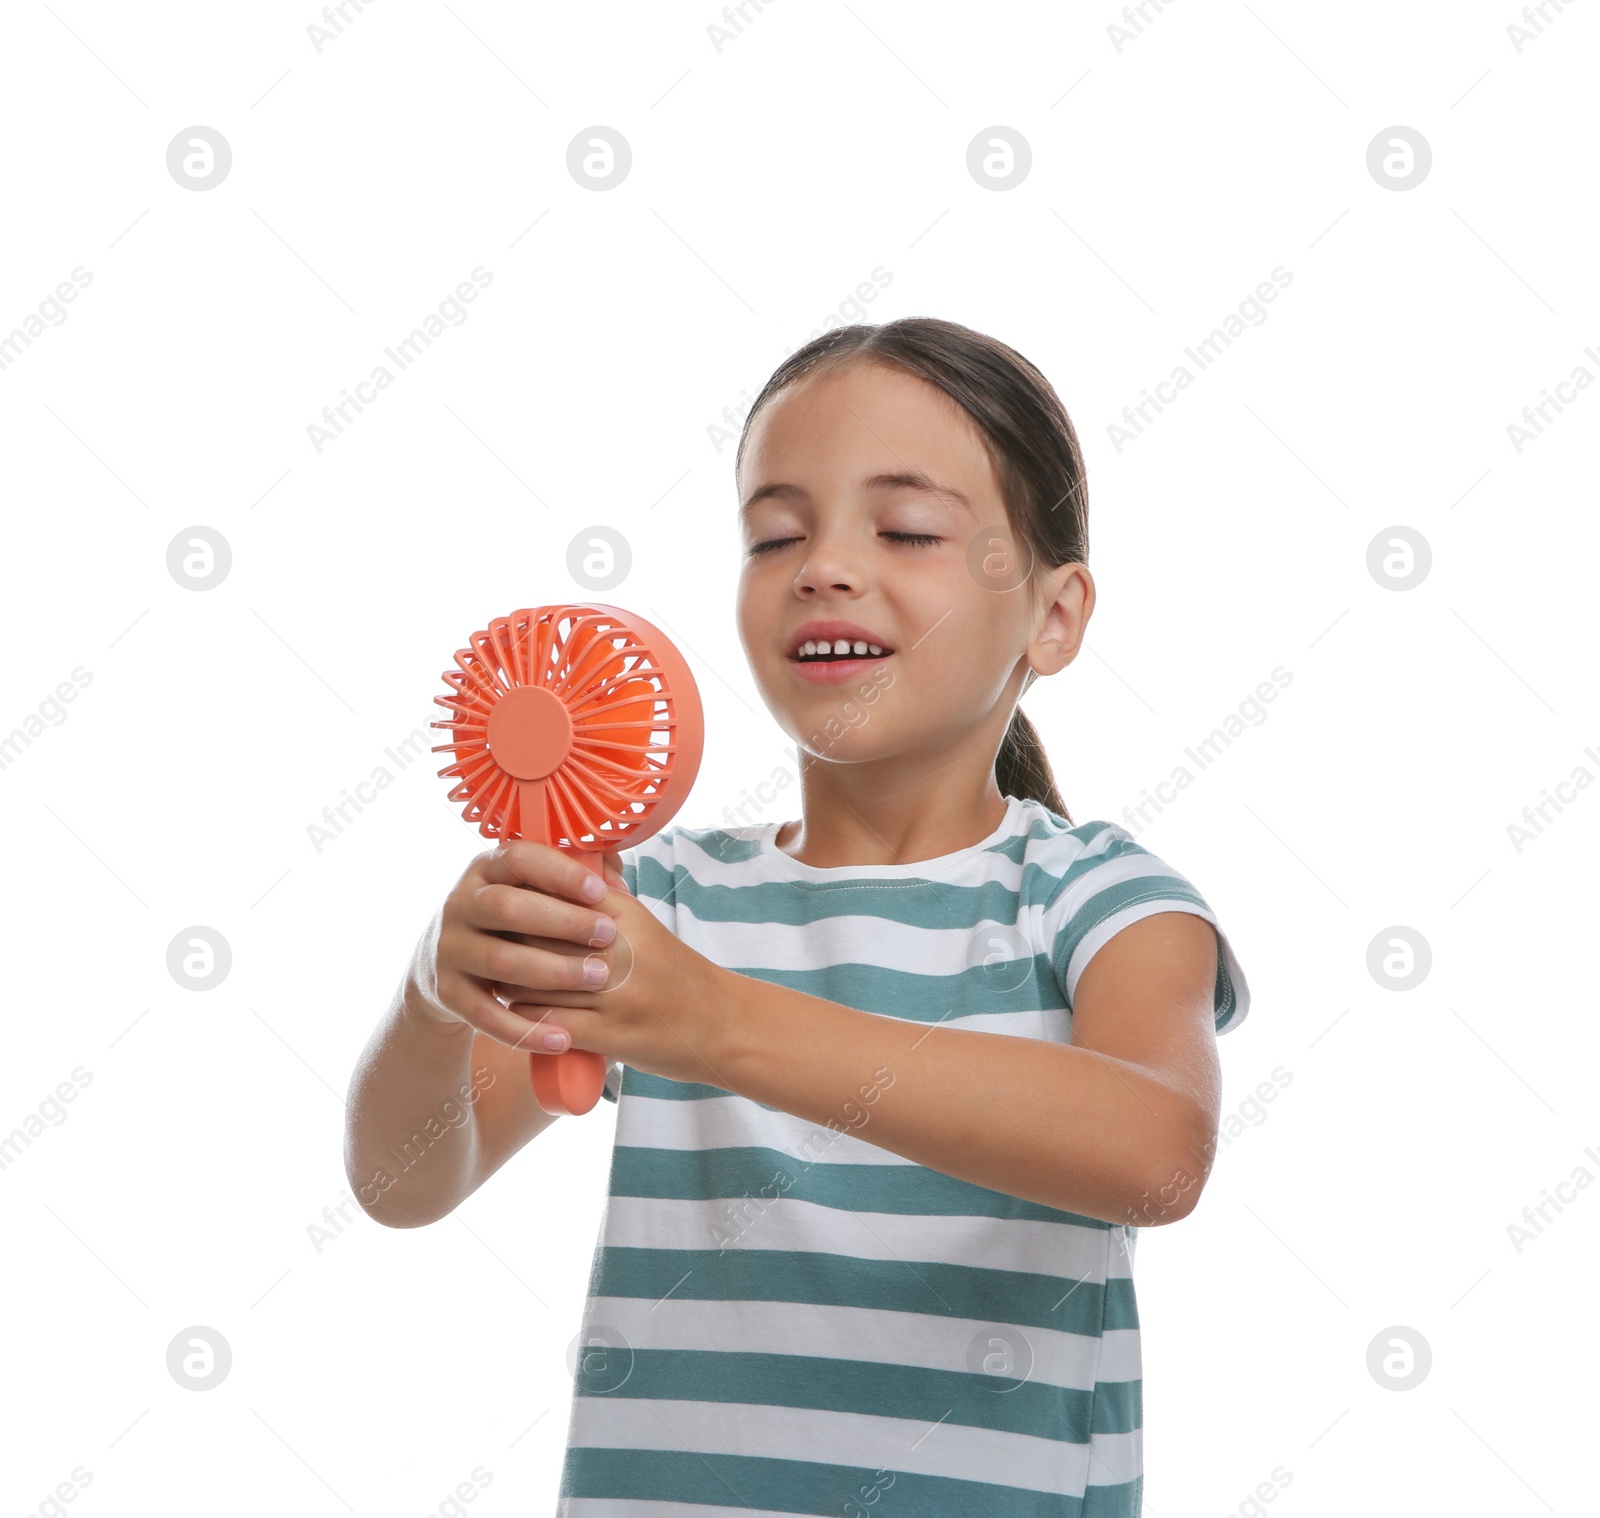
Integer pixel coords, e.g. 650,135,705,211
530,842,611,1117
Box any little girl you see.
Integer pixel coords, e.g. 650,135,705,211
347,317,1249,1516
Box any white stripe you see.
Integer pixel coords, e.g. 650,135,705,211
580,1294,1142,1390
559,1501,817,1518
1086,1425,1144,1489
599,1192,1120,1284
564,1395,1099,1497
665,908,1051,977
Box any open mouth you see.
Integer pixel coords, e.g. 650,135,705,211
790,641,894,664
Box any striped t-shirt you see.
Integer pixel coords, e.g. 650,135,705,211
558,792,1249,1517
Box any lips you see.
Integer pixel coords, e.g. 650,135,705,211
788,651,893,685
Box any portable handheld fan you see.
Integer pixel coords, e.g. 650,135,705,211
431,604,704,1117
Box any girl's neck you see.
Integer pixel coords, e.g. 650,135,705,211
772,786,1010,870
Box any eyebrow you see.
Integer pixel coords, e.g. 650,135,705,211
739,470,976,519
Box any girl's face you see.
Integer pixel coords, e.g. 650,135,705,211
735,360,1062,768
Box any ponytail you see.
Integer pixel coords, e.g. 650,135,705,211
996,706,1070,823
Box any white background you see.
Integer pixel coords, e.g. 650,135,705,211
1,1,1595,1513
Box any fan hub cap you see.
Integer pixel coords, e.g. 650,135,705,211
485,684,571,778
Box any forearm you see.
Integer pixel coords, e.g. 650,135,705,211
708,967,1206,1226
343,974,500,1228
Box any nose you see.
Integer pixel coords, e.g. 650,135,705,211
792,525,866,596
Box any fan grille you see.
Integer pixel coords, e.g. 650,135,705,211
431,605,686,847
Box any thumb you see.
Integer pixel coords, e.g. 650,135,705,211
601,851,630,894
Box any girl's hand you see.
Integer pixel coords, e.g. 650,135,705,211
504,868,734,1091
409,841,633,1053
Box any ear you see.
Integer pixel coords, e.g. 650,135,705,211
1027,563,1094,679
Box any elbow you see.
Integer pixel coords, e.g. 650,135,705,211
344,1159,431,1230
1130,1115,1218,1227
349,1177,449,1230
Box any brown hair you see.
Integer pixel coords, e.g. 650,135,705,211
734,317,1088,823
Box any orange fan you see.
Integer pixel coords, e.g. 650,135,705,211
431,604,704,1116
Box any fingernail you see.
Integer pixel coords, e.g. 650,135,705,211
543,1031,567,1051
581,874,607,902
583,956,608,985
589,917,616,947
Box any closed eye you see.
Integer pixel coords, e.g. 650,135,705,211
746,532,943,557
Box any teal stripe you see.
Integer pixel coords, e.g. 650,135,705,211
571,1347,1127,1442
637,857,1034,928
560,1446,1137,1516
610,1139,1115,1229
591,1245,1139,1336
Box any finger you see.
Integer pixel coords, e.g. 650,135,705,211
463,879,615,948
454,929,611,995
507,1002,603,1055
476,840,610,906
601,852,629,893
490,982,597,1009
440,980,570,1053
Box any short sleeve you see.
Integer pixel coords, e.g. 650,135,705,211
1042,823,1250,1035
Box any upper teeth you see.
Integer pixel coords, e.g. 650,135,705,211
798,639,885,658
